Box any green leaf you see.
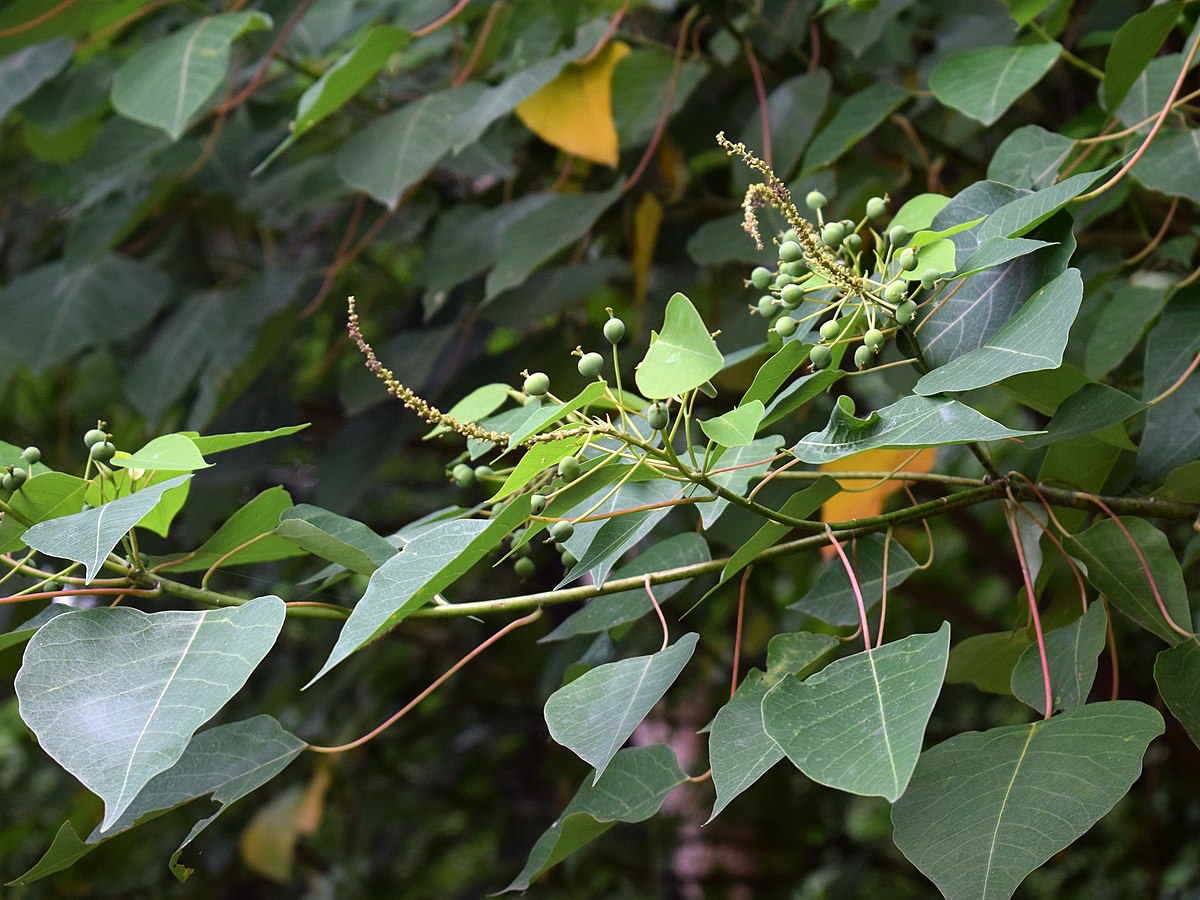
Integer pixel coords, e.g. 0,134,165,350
978,168,1107,241
9,716,305,885
309,501,530,685
800,81,910,174
892,701,1164,900
790,533,918,627
611,47,708,149
765,632,840,683
700,401,764,448
274,504,395,575
0,472,88,553
559,479,680,587
1084,280,1168,380
490,381,608,449
485,185,622,298
1023,382,1145,449
1154,641,1200,749
739,340,809,408
761,367,845,429
186,424,308,455
988,125,1075,188
22,474,191,581
1103,2,1183,113
544,633,699,782
288,25,411,145
635,292,724,400
0,38,73,124
954,237,1055,279
930,42,1061,126
335,85,483,209
762,623,950,801
1066,517,1193,645
0,604,73,654
424,383,510,440
689,435,786,529
110,12,272,139
914,268,1083,395
945,631,1032,695
890,193,950,233
737,70,832,180
1132,128,1200,202
708,671,782,821
793,396,1036,464
540,534,711,642
1011,602,1107,715
112,434,212,472
166,487,306,572
503,744,685,892
1137,290,1200,483
15,596,286,832
490,436,585,501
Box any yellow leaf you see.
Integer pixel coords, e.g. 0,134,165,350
239,763,331,883
821,447,938,532
631,193,662,303
515,40,631,167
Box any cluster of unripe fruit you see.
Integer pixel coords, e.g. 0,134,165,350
84,422,117,463
2,445,39,493
748,191,943,372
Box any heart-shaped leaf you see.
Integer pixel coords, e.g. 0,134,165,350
635,292,724,400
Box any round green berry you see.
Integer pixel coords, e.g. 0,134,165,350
523,394,542,408
750,266,773,290
786,260,808,277
883,281,907,303
647,402,669,430
895,299,917,325
1,474,14,493
805,190,828,210
888,225,909,247
809,344,832,370
821,222,845,247
9,467,26,487
523,371,550,396
560,549,579,569
899,248,918,271
514,556,536,578
84,428,107,448
921,268,941,289
866,196,887,219
530,493,547,514
452,463,475,487
843,233,863,253
781,229,799,244
820,319,841,341
550,521,574,543
775,316,798,338
558,456,581,482
475,465,494,479
779,240,803,263
756,296,776,317
90,441,116,463
578,352,605,379
864,328,885,350
21,446,40,465
854,345,873,370
780,283,804,308
773,274,795,289
604,317,626,344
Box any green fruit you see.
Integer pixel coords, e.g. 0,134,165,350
514,556,536,578
786,260,808,277
821,222,845,247
781,229,799,244
864,328,884,350
895,299,917,325
779,240,803,263
21,446,40,465
90,441,116,463
560,549,579,569
899,248,918,271
604,317,626,344
750,266,773,290
780,283,804,307
756,296,776,317
843,233,862,253
558,456,581,482
883,280,907,303
866,196,887,219
888,225,909,247
84,428,107,448
1,474,14,493
523,371,550,396
806,190,828,210
775,316,798,337
530,493,547,514
921,268,940,289
820,319,841,341
10,467,26,486
475,465,494,478
854,345,872,369
452,463,475,487
809,345,832,369
523,394,542,408
550,521,574,542
773,274,795,289
647,402,669,430
578,352,604,378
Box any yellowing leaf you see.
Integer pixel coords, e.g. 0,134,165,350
515,40,631,167
239,763,331,883
631,193,662,303
821,447,937,531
